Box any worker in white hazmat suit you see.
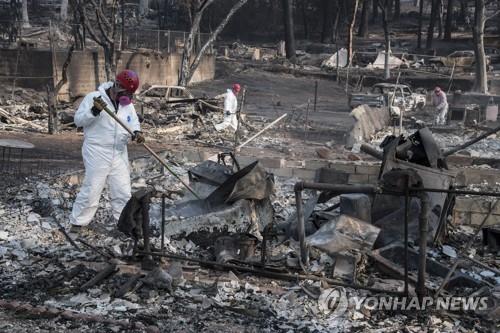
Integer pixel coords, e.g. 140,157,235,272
69,70,145,232
214,83,241,132
433,86,448,126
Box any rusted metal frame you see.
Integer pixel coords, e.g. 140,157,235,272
138,250,405,296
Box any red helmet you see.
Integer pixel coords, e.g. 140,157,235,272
116,70,139,94
232,83,241,93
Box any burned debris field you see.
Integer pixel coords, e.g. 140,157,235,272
1,1,500,332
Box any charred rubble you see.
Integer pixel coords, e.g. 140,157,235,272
0,124,499,332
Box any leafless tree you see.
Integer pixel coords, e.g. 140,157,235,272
320,0,333,43
393,0,400,21
473,0,500,93
437,0,444,38
417,0,424,48
21,0,30,28
444,0,454,40
282,0,296,63
178,0,249,86
347,0,360,66
375,0,391,79
140,0,149,16
78,0,120,80
426,0,439,48
371,0,379,23
358,0,370,37
61,0,69,21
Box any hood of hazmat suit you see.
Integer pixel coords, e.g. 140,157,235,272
70,82,141,226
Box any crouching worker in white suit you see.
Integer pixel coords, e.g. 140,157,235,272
69,70,145,233
214,83,241,132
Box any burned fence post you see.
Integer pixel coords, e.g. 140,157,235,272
303,99,310,142
46,85,58,135
313,80,318,113
417,191,430,301
234,87,247,154
295,184,309,268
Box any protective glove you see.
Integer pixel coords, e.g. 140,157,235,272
92,97,108,117
133,131,145,144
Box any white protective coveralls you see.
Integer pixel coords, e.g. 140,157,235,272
214,89,238,132
70,82,141,226
433,91,449,125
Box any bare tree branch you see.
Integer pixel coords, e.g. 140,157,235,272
88,0,112,29
187,0,249,82
485,10,500,21
83,17,105,47
96,8,113,45
54,44,76,94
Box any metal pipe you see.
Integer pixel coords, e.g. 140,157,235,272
443,124,500,157
404,175,410,296
464,255,500,276
161,194,165,253
295,189,308,267
409,187,500,197
139,250,405,296
235,113,287,151
313,81,318,113
303,99,310,142
417,192,430,301
360,143,383,160
76,238,113,259
295,182,379,194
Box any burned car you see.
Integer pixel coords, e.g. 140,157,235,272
135,85,196,115
349,83,426,112
428,50,491,69
485,47,500,64
136,85,194,104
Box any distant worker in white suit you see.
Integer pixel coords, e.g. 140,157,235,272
214,83,241,132
432,86,448,126
69,70,145,233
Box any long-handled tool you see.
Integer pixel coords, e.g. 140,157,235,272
94,97,201,199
